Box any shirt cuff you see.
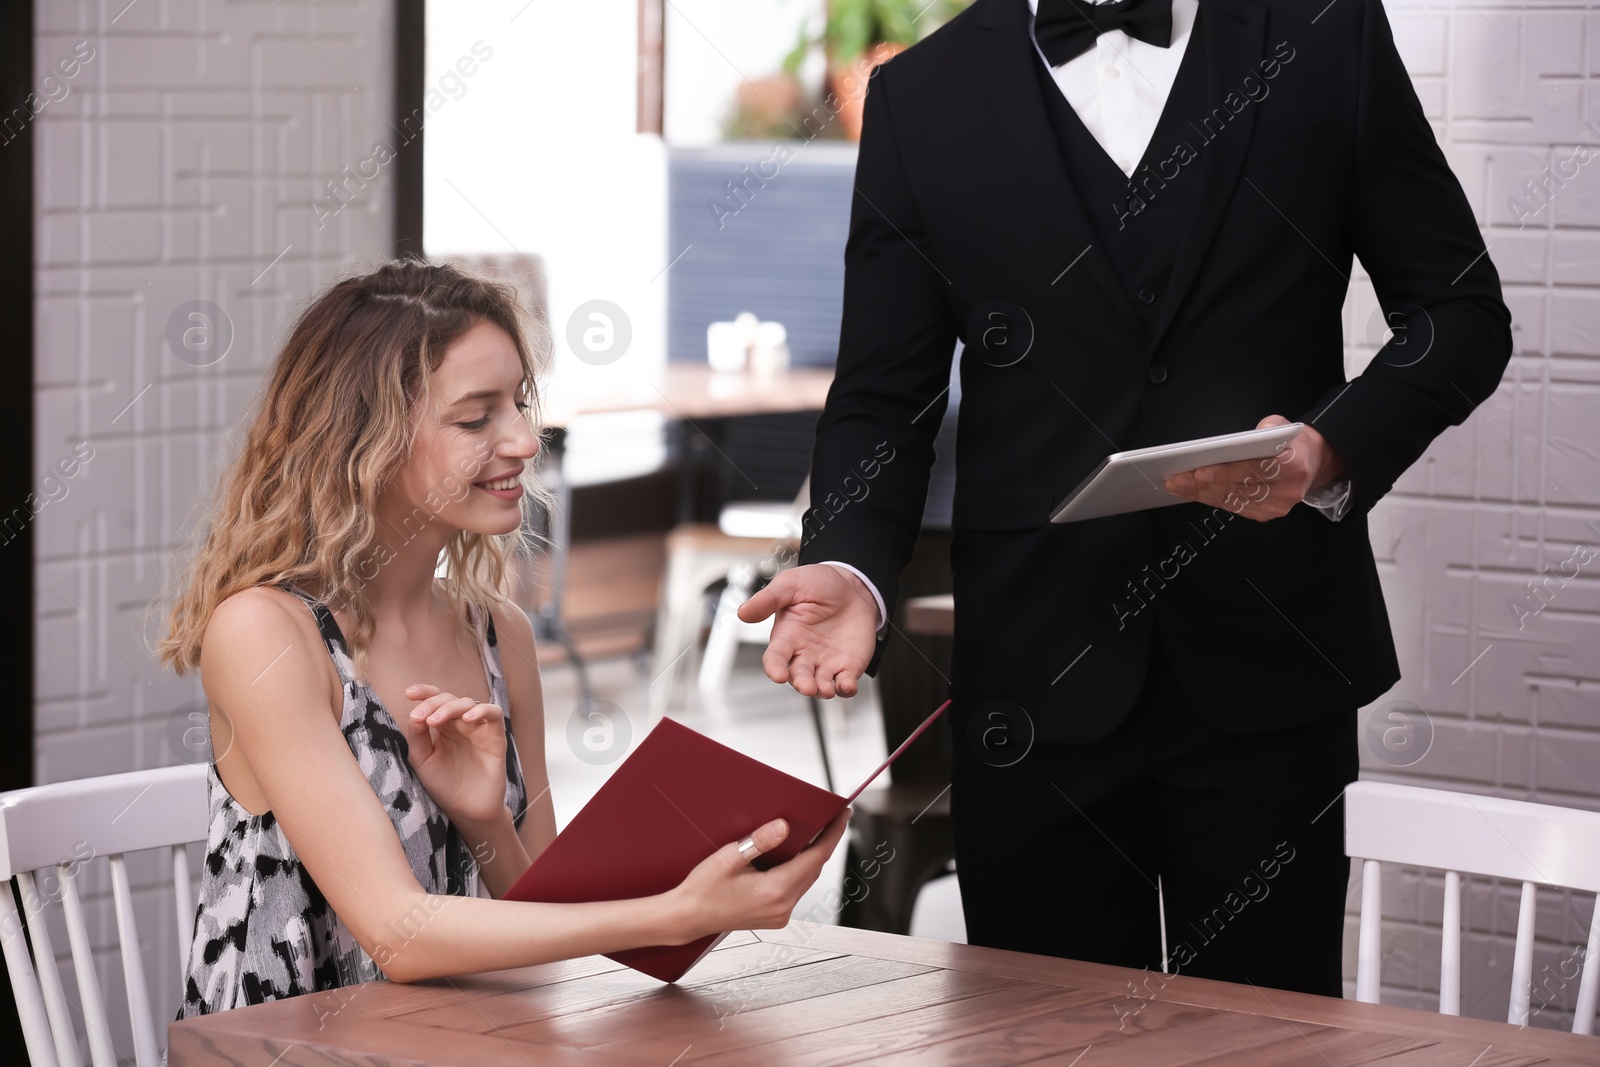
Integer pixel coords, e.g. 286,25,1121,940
818,561,889,635
1302,477,1353,522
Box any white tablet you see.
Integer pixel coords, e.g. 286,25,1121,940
1049,423,1305,523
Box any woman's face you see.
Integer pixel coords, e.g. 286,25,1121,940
388,319,540,540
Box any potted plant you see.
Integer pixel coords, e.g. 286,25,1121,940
784,0,970,140
722,72,848,141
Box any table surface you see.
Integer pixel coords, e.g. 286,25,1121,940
168,922,1597,1066
543,363,835,426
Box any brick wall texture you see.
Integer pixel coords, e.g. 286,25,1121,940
1341,0,1600,1031
29,0,395,1046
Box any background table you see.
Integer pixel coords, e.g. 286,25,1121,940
169,922,1597,1066
542,363,836,426
524,364,834,693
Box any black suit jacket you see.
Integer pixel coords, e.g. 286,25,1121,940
798,0,1512,744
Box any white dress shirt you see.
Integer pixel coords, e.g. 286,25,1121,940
824,0,1351,631
1029,0,1202,178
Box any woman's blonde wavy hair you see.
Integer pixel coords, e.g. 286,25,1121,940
154,258,554,680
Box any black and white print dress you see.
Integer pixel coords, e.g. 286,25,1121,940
176,585,528,1017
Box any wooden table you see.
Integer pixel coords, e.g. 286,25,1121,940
168,923,1596,1065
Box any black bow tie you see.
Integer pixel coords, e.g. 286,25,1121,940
1035,0,1174,66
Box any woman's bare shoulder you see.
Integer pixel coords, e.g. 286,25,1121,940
485,592,535,650
201,586,338,703
485,592,540,673
206,586,313,648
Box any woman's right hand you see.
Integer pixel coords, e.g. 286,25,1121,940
668,808,852,943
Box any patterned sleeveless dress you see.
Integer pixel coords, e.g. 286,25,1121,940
176,585,528,1017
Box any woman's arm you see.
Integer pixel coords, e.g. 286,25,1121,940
201,587,847,985
450,805,531,900
489,598,558,866
397,600,551,897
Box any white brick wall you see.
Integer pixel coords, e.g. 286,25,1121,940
31,0,395,1050
1342,0,1600,1031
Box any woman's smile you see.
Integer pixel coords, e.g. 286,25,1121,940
473,478,523,500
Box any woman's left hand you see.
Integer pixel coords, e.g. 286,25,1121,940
402,683,509,829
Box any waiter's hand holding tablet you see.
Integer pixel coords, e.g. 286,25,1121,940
1052,414,1347,523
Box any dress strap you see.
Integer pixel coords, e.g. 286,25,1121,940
277,583,354,683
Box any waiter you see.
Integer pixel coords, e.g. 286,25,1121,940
739,0,1511,996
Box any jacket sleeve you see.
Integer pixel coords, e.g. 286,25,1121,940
1302,0,1513,518
797,63,961,646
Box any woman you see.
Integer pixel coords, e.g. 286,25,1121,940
156,259,848,1016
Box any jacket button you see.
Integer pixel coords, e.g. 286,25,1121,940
1147,364,1169,384
1138,288,1157,304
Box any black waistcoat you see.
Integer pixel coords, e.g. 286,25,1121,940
1030,9,1211,334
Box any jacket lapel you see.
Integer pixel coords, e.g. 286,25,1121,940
973,0,1145,341
1147,0,1268,353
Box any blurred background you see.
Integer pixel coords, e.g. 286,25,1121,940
6,0,1599,1059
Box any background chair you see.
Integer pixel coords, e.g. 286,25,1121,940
648,479,808,723
835,531,958,936
694,487,809,710
0,764,208,1067
1345,779,1600,1034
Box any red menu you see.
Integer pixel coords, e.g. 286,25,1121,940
501,699,950,982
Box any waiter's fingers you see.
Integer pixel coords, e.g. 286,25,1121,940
816,647,858,698
761,627,797,685
788,654,819,697
738,579,784,624
1167,458,1256,494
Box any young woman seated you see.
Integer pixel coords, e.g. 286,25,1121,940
157,260,848,1016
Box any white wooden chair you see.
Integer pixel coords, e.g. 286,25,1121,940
694,487,809,707
0,764,209,1066
1345,780,1600,1034
649,478,809,723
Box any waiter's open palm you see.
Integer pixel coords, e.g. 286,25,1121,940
738,564,878,699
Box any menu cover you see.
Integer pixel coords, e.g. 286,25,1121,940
501,699,950,982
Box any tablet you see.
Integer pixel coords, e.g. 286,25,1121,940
1049,422,1305,523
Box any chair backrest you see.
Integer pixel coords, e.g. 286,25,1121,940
1345,780,1600,1034
0,764,209,1067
